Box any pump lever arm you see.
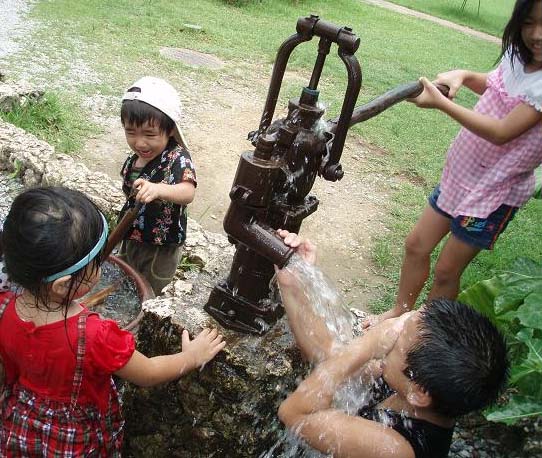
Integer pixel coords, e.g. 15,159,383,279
328,80,450,132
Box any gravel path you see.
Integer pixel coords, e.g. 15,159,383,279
0,0,33,59
362,0,501,45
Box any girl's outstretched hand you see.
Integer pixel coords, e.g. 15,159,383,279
435,69,466,99
181,328,226,368
409,77,448,109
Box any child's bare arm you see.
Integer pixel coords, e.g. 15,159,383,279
155,182,196,205
114,328,225,387
278,409,414,458
276,267,335,364
435,70,488,98
275,231,336,363
133,179,195,205
412,77,542,145
278,319,412,458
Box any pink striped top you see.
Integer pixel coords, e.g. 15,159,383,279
438,54,542,218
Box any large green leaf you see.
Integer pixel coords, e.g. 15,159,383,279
459,259,542,424
515,292,542,331
509,361,538,385
509,329,542,391
516,330,542,369
495,285,528,314
508,258,542,279
458,275,503,323
496,258,542,314
485,395,542,425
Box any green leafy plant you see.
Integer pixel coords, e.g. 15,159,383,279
178,254,201,273
458,258,542,425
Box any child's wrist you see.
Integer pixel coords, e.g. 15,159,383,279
176,349,195,376
154,183,167,201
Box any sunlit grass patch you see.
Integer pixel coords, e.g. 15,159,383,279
0,93,95,154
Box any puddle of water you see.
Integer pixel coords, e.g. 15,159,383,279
82,260,141,329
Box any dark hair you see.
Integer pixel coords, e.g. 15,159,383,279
501,0,541,65
1,187,105,310
121,87,175,135
405,299,509,418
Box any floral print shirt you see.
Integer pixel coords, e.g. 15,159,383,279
119,140,197,246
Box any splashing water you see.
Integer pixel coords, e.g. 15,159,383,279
260,255,394,457
284,254,353,345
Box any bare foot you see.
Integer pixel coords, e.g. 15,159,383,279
361,307,409,329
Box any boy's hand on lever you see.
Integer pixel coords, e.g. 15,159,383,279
133,178,161,204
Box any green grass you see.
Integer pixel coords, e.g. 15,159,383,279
14,0,542,310
387,0,515,37
0,93,93,154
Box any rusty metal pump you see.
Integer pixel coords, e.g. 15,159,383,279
205,15,446,334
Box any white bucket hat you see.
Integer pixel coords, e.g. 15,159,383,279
122,76,188,149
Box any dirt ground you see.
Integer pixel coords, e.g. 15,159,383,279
78,66,396,310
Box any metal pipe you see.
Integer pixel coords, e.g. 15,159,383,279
321,51,362,181
257,30,314,135
308,37,332,90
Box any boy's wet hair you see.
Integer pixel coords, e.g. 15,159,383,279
121,87,175,135
405,298,509,418
1,187,105,310
501,0,540,66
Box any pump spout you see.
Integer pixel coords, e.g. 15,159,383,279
223,201,294,269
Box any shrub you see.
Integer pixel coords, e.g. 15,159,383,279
459,258,542,424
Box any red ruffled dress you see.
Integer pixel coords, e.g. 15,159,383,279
0,292,136,457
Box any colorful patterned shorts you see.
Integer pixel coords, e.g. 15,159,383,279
428,185,518,250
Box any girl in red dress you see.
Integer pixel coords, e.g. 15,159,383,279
0,187,225,457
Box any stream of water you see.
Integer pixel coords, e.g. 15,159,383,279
261,255,382,458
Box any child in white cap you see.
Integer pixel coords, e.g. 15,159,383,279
117,76,197,295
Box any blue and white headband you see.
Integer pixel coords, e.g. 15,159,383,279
43,213,109,283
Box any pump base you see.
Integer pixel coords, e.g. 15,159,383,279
205,282,283,335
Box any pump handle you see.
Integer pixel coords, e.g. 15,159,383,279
329,80,450,131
